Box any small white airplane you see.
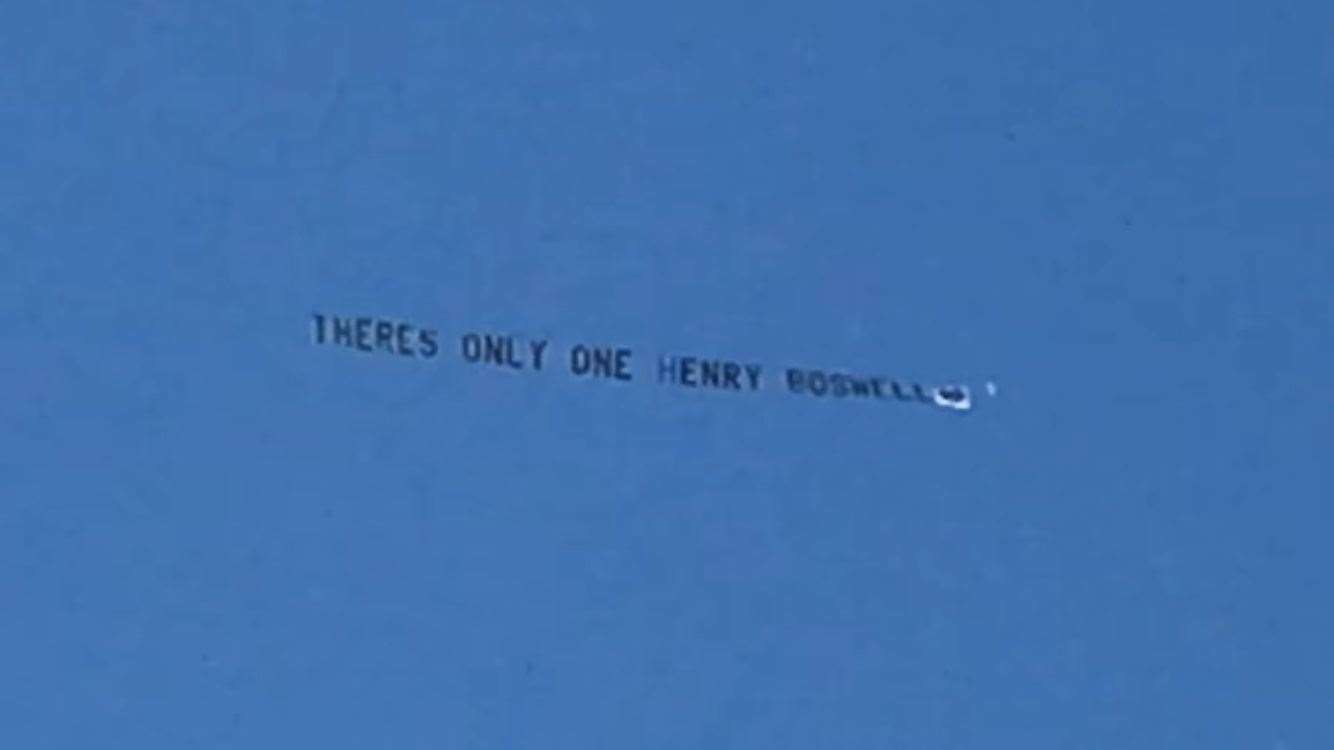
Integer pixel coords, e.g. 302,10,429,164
931,384,973,412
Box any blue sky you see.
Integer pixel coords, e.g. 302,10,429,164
2,2,1332,747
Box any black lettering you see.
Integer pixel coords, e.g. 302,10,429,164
374,321,395,352
700,360,720,388
869,378,885,398
680,357,698,387
891,381,912,401
849,378,870,397
614,349,632,381
504,337,523,369
483,335,507,366
396,323,415,357
592,347,614,376
462,334,482,362
658,355,677,383
722,362,741,390
333,316,353,346
312,313,326,344
354,318,372,352
786,368,805,393
831,374,849,397
571,345,590,375
419,329,439,358
809,371,828,396
745,365,762,390
530,340,548,370
913,383,933,403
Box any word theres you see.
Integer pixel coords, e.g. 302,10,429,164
311,313,439,358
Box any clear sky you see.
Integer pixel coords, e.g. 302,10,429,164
3,2,1331,747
